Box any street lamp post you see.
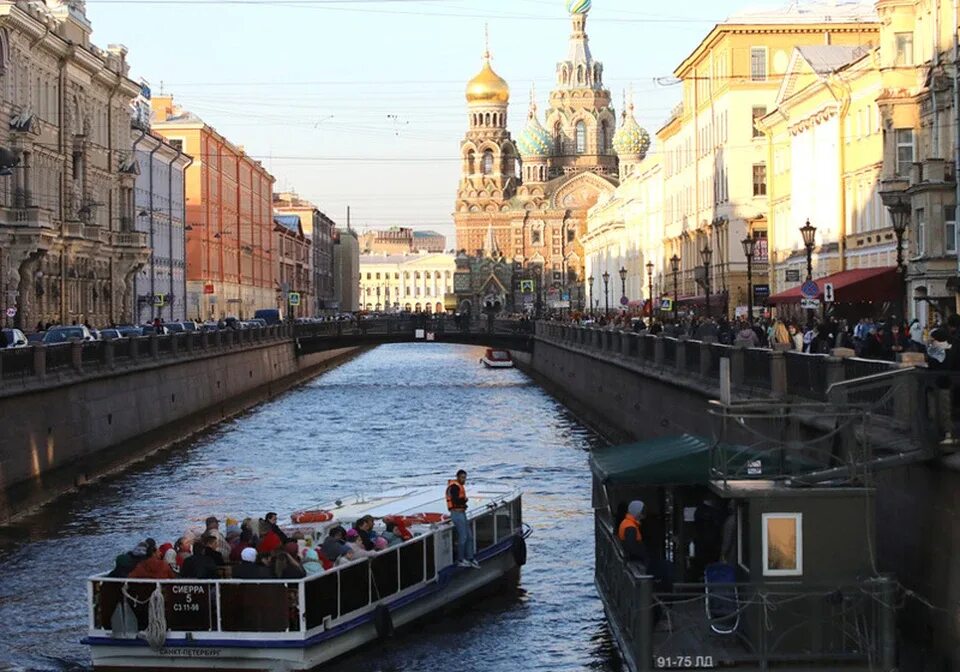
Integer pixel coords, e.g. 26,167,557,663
887,198,911,319
619,266,628,313
588,274,594,317
645,261,654,320
741,236,756,324
800,219,817,324
700,245,713,318
602,271,610,317
670,254,680,322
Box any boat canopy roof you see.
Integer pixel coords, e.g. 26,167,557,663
589,434,819,487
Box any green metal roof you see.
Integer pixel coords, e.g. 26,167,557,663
590,434,716,486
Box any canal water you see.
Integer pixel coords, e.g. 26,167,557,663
0,343,619,672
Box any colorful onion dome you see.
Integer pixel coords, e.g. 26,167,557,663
566,0,592,14
466,58,510,104
516,108,554,158
613,105,650,159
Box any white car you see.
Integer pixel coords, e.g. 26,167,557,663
1,328,28,348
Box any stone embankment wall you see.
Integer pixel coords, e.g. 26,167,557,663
0,330,362,520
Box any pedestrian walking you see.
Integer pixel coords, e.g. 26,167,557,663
446,469,479,568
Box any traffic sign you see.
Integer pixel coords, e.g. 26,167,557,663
519,280,534,293
660,298,673,311
5,307,16,318
203,283,215,295
288,292,301,306
620,296,629,306
800,298,821,310
823,283,835,303
800,280,819,299
153,293,166,307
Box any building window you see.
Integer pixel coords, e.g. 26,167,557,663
761,513,803,577
482,150,494,175
575,121,587,154
531,228,542,244
167,138,184,152
916,207,926,256
752,163,766,197
895,129,915,177
600,120,609,153
567,228,575,243
750,47,767,82
946,206,957,254
752,106,766,138
895,32,914,66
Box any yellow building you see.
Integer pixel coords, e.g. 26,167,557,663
760,45,898,312
358,252,456,313
657,1,879,317
875,0,959,324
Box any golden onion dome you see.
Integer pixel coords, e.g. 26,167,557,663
466,58,510,105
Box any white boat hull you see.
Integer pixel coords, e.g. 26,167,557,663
89,543,520,671
480,358,514,368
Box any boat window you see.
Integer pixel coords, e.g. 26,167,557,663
762,512,802,577
495,505,513,542
738,504,750,572
221,583,291,632
511,498,523,529
475,512,496,551
305,573,340,629
399,539,425,589
339,562,371,615
425,535,436,580
371,549,400,599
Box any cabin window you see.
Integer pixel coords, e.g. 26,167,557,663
371,549,400,598
495,505,513,542
475,512,496,551
399,540,426,589
339,562,371,615
762,513,803,577
305,573,340,628
425,534,436,580
511,498,523,529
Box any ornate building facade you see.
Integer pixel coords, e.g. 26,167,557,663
0,0,148,330
453,0,630,304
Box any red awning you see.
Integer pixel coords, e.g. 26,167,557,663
677,291,729,307
768,266,900,304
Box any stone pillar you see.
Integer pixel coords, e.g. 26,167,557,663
676,339,686,372
71,339,83,373
824,356,844,391
171,333,180,356
728,349,744,387
150,334,159,360
654,336,665,366
700,342,712,378
769,350,787,397
622,332,632,357
32,343,46,380
129,336,140,362
213,330,222,348
186,332,195,354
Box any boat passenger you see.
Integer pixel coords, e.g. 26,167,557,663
265,512,290,545
301,548,324,575
618,500,649,566
107,549,139,578
447,469,480,568
233,547,271,579
373,537,388,552
352,516,376,551
382,522,405,546
129,543,176,580
158,542,178,573
257,519,283,554
321,526,353,563
270,549,306,579
174,536,192,569
205,516,231,562
181,533,226,579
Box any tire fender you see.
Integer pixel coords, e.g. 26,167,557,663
373,603,394,639
511,535,527,567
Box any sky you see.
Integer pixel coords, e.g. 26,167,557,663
85,0,792,242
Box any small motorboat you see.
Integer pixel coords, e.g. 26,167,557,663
480,348,514,368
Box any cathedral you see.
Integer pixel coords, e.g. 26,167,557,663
452,0,650,305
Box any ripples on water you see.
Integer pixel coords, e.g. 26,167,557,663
0,344,619,672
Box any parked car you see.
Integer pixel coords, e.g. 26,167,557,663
249,318,268,328
165,322,188,333
1,328,28,348
223,316,241,330
116,325,144,338
141,324,170,336
99,328,123,340
27,332,45,344
200,322,220,332
253,309,282,325
42,325,95,344
180,321,199,332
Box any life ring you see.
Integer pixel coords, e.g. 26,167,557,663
384,512,447,527
373,604,394,639
511,535,527,567
291,510,334,524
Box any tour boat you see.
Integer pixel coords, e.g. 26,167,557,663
480,348,514,368
83,484,528,670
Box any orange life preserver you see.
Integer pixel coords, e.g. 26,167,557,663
384,512,447,528
618,514,642,542
291,510,334,524
446,480,467,511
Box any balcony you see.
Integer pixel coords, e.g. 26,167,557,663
2,207,54,230
63,222,85,239
112,231,148,248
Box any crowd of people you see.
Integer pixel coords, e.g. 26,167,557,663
552,310,955,363
107,511,417,582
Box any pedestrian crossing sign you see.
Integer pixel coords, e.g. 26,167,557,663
288,292,301,306
660,298,673,311
520,280,535,293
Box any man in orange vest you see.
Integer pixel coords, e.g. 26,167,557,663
618,500,649,565
447,469,479,568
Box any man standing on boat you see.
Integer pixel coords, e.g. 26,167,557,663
447,470,480,568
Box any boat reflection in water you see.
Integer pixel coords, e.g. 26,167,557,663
84,484,528,671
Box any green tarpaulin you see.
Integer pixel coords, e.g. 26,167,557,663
590,434,717,486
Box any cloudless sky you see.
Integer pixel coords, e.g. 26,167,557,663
86,0,785,241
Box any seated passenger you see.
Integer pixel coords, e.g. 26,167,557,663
181,533,226,579
321,526,353,563
264,511,290,545
174,536,192,570
301,548,323,575
373,537,388,552
233,547,271,579
384,520,412,544
352,516,376,551
108,549,139,578
129,543,176,580
270,549,306,579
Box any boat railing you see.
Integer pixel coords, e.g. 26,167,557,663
88,497,523,643
595,517,897,671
